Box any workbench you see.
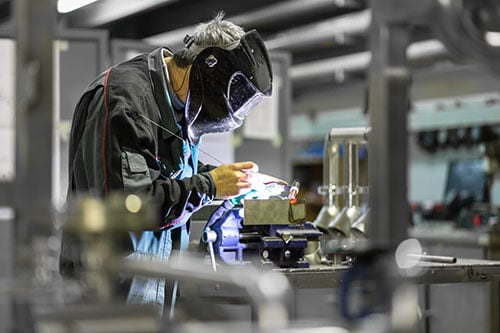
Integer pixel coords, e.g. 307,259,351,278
280,258,500,289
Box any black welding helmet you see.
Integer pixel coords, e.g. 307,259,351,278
184,29,273,145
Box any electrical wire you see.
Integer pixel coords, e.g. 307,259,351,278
137,113,225,165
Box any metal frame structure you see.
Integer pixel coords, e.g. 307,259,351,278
11,1,55,333
367,1,500,332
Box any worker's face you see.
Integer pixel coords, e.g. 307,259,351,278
185,30,272,145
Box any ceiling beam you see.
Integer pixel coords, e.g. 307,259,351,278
265,9,370,52
144,0,361,48
290,39,448,84
62,0,180,27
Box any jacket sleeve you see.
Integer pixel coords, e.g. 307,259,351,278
79,86,215,230
198,162,216,173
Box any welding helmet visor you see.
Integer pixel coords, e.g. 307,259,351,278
185,30,272,144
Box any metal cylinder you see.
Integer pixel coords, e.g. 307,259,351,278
345,141,359,208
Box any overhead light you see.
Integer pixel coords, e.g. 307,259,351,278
485,31,500,46
57,0,100,13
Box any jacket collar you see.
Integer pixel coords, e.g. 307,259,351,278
147,47,182,140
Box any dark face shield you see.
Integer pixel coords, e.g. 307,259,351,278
185,30,273,145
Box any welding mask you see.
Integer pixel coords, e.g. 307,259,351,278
184,30,273,145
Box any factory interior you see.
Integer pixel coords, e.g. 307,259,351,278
1,0,500,332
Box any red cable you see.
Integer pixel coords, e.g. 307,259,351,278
102,68,112,195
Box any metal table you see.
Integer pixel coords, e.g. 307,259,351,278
279,258,500,289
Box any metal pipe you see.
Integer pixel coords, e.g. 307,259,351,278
323,134,341,209
312,135,341,232
265,9,370,51
143,5,447,85
144,0,362,48
291,39,447,83
230,0,359,31
329,126,370,142
407,253,457,264
111,254,290,333
345,141,359,208
433,0,500,76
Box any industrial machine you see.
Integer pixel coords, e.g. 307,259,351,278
312,127,371,264
200,181,323,269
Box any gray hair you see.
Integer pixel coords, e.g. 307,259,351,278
173,12,245,67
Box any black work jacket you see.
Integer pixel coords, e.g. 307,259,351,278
60,47,216,278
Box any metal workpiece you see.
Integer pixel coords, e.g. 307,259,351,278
314,127,370,232
243,199,306,225
327,207,353,237
351,207,370,238
326,205,362,238
312,126,371,266
323,205,358,265
314,203,340,232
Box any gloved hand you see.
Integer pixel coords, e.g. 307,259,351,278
209,161,258,199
